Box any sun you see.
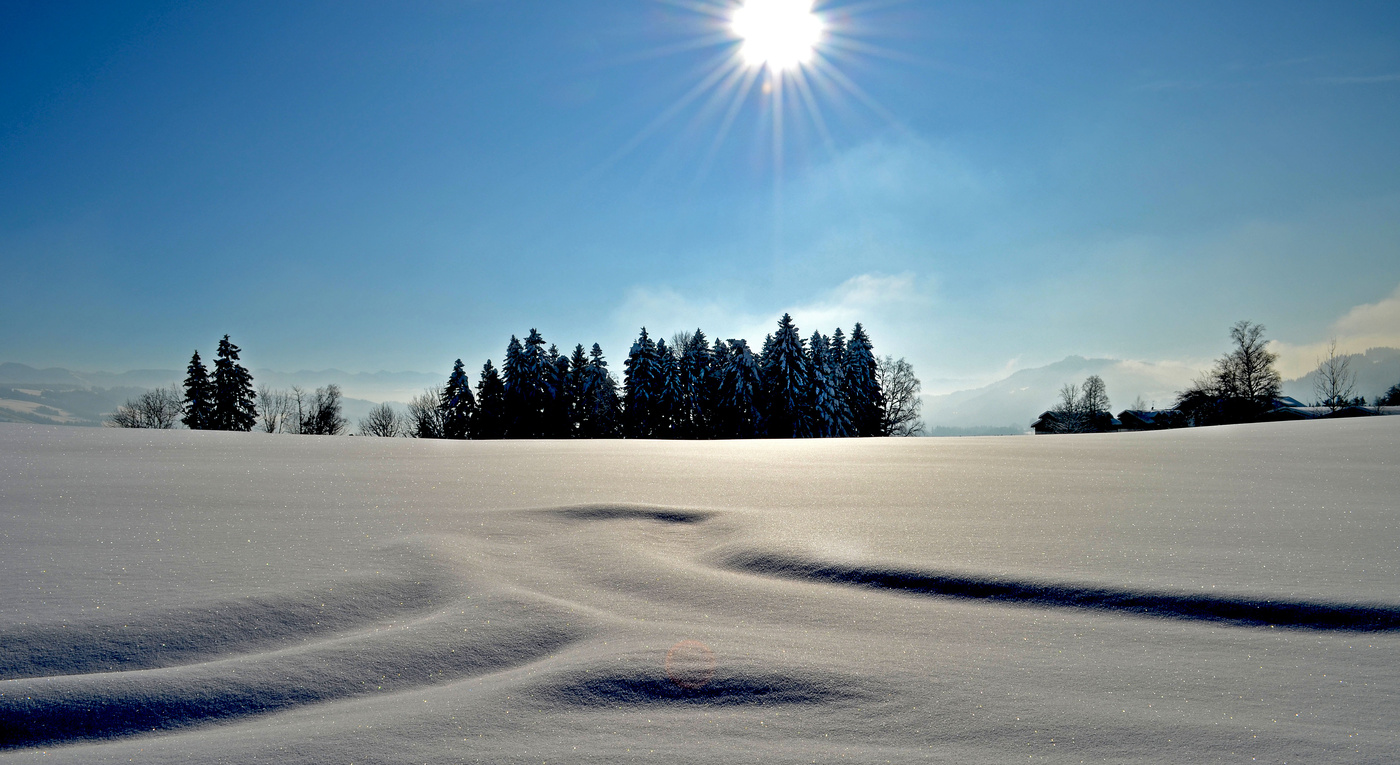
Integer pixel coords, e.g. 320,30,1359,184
732,0,825,72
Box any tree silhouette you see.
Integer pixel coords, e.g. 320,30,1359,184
181,350,215,430
211,335,257,432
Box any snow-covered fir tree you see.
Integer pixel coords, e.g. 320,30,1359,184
718,338,764,437
582,343,620,437
566,344,590,436
623,328,659,438
181,350,215,430
543,342,569,438
677,329,711,438
828,328,852,434
439,359,475,439
518,329,550,437
655,339,686,437
211,335,257,431
843,323,885,437
761,314,810,438
500,335,526,437
807,331,847,437
705,338,729,437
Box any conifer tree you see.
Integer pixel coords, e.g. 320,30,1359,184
501,335,526,437
718,339,764,437
211,335,257,431
828,329,852,435
655,339,685,438
440,359,476,439
181,350,215,430
566,344,590,436
807,331,847,437
582,343,620,437
843,323,885,437
761,313,810,438
705,338,730,438
623,327,659,438
678,329,711,438
473,360,507,439
544,343,570,438
517,329,550,437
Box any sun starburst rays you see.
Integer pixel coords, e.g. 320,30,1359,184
590,0,904,201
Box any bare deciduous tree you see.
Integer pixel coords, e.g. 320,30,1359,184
1312,338,1357,411
1174,320,1283,426
1046,375,1112,433
297,384,347,435
876,355,923,437
406,387,447,438
257,385,295,433
358,402,405,437
1048,382,1087,433
107,385,183,429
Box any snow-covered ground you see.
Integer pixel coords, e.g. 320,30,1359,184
2,420,1398,763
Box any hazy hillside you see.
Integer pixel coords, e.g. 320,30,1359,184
1280,347,1400,404
921,355,1200,433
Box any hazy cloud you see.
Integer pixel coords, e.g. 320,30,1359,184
1272,282,1400,377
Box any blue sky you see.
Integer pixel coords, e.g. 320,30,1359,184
3,1,1399,393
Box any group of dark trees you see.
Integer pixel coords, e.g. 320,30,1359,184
405,314,921,440
180,335,258,431
108,317,923,438
108,335,259,431
110,335,353,435
1174,320,1285,426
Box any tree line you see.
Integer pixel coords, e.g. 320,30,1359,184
108,315,924,439
395,313,920,439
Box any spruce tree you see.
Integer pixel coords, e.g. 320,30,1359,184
473,360,507,439
807,331,846,437
655,339,685,438
718,339,764,437
843,323,885,437
211,335,257,431
761,313,810,438
828,329,852,436
623,327,659,438
583,343,620,437
501,335,526,437
517,329,550,437
566,344,590,436
440,359,476,439
705,338,729,438
181,350,215,430
544,343,570,438
678,329,710,438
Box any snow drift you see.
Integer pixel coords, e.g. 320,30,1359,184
2,420,1398,762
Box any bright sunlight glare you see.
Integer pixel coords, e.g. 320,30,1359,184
732,0,824,72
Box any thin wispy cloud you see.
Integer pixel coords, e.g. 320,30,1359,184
1311,73,1400,85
